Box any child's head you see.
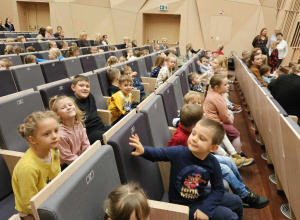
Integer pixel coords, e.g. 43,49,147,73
166,55,177,70
152,55,165,69
90,46,98,54
200,56,209,66
107,68,121,83
118,56,126,63
188,72,201,86
186,43,192,52
13,46,24,55
261,54,267,65
143,49,149,55
6,38,15,43
214,68,228,77
270,41,277,50
184,91,203,106
126,42,132,48
0,58,13,69
109,45,116,51
134,50,141,58
71,42,78,47
187,118,225,155
24,55,37,64
4,45,13,54
95,33,102,41
121,66,133,77
162,37,167,46
180,104,204,129
211,57,224,70
49,48,62,60
61,41,68,49
210,74,228,94
71,75,91,99
57,30,64,38
241,50,250,59
105,56,118,67
57,26,62,31
259,64,271,77
127,49,133,57
79,31,88,40
26,46,36,53
154,44,159,51
104,182,150,220
48,41,57,49
118,75,133,96
17,35,26,43
18,111,60,150
49,96,85,125
66,46,80,58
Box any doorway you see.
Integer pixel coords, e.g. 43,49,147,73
17,1,50,32
143,14,180,47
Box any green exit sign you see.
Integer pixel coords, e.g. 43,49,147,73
159,5,168,11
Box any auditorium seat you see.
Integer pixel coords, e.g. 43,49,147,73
40,60,69,83
60,49,68,57
176,66,190,96
81,46,91,55
11,64,45,91
6,42,25,50
168,76,184,110
0,44,5,55
79,54,98,72
114,50,123,59
38,51,49,59
4,33,17,38
38,41,49,51
92,53,107,69
0,69,18,97
104,51,116,60
0,54,23,66
24,42,43,51
144,54,156,73
95,67,111,96
61,57,84,77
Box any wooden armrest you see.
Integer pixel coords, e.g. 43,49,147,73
169,126,177,136
141,77,156,92
132,89,140,102
289,115,298,123
141,82,150,95
148,200,189,220
0,149,24,175
8,214,20,220
158,161,170,192
104,96,110,105
97,109,112,125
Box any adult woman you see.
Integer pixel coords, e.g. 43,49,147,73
247,52,266,87
94,33,102,46
5,17,15,31
36,27,46,39
45,26,55,39
252,28,268,55
78,31,89,47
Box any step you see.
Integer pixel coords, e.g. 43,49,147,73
280,66,291,74
289,62,298,67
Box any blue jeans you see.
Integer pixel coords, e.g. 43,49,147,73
189,192,243,220
214,155,249,199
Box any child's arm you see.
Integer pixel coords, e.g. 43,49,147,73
134,78,144,91
80,123,91,152
214,98,233,124
108,96,125,117
198,71,208,81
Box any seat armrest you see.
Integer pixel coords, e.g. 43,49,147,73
97,109,112,125
141,82,150,95
148,200,189,220
141,77,156,92
0,149,24,175
131,89,140,102
168,126,177,136
104,96,110,105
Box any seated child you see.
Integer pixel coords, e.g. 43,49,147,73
126,49,133,60
118,56,126,63
150,55,164,78
129,118,243,220
13,46,25,55
108,75,134,125
155,55,177,88
105,56,118,67
90,46,98,54
71,75,111,144
61,41,69,50
12,111,61,219
36,48,65,63
65,46,80,58
143,49,150,56
167,104,269,209
24,55,37,64
154,43,160,52
104,183,150,220
49,95,90,169
107,68,121,96
121,65,146,100
188,72,204,93
25,46,36,53
198,56,212,73
259,64,277,85
0,58,13,69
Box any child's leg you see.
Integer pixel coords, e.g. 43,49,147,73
87,126,110,145
214,145,228,156
232,137,242,153
222,135,237,155
222,124,241,153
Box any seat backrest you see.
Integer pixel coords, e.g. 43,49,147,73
0,44,5,55
6,42,25,50
11,64,45,91
0,154,13,200
104,51,116,60
93,53,107,69
175,46,180,56
157,83,178,126
37,145,121,220
135,57,149,77
81,47,91,55
38,41,49,51
81,72,108,109
38,51,49,59
19,52,39,62
144,55,154,73
40,60,69,83
0,69,18,97
38,79,73,108
107,113,164,200
127,60,142,81
24,42,42,51
60,49,68,57
140,96,171,148
168,76,184,110
176,67,189,96
95,67,110,96
0,90,45,152
61,57,84,77
0,54,23,66
79,54,97,72
114,50,123,59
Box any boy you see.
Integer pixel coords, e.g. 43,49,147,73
143,49,150,56
198,56,212,73
159,38,169,50
107,68,121,96
108,75,134,124
90,46,98,54
168,104,269,210
188,72,204,93
259,64,277,85
129,118,243,220
71,75,111,144
121,65,146,100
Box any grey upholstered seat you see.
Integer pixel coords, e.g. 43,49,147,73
40,60,69,83
176,66,190,96
61,57,84,77
0,69,18,97
0,54,23,66
168,76,184,110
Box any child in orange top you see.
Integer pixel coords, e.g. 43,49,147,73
108,75,134,124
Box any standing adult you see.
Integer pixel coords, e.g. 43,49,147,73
0,19,8,31
268,27,280,49
5,17,15,31
276,33,288,67
252,28,268,55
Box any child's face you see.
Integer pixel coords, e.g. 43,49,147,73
128,50,133,56
29,118,60,150
154,45,159,50
119,81,133,96
211,59,220,70
71,80,91,99
48,52,56,60
91,48,97,54
162,40,167,46
188,98,202,106
168,58,177,69
187,123,216,155
52,42,57,48
192,75,201,85
123,70,133,77
74,50,80,56
0,61,6,69
264,70,271,77
202,59,209,66
215,78,229,94
55,98,77,121
21,37,26,43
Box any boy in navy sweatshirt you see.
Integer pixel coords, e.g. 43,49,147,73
129,118,243,220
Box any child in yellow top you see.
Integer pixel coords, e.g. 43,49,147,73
12,111,61,219
108,75,134,124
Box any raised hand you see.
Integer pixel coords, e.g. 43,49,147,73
129,134,145,156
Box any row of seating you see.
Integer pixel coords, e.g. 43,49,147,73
0,32,38,39
232,51,300,220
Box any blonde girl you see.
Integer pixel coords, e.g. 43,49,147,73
199,57,224,81
104,183,150,220
48,48,64,60
49,96,90,168
118,56,126,63
48,41,57,49
94,33,102,46
78,31,88,47
0,58,13,69
90,46,98,54
24,55,37,64
4,45,13,54
150,55,165,78
155,55,177,88
17,35,26,43
105,56,118,67
126,49,133,60
6,38,15,42
65,46,80,58
61,41,69,50
45,26,55,39
12,111,61,219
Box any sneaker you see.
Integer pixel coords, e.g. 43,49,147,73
234,154,255,167
229,106,242,113
242,191,270,209
230,155,244,168
238,151,248,158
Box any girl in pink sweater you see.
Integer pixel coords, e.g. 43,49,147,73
203,75,242,153
49,95,90,168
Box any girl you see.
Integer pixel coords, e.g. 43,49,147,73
216,45,224,55
150,55,164,78
36,48,64,63
45,26,55,39
0,58,13,69
6,38,15,43
13,46,25,55
126,49,133,60
65,46,80,58
94,33,102,46
118,56,127,63
90,46,98,54
105,56,118,67
155,55,177,88
185,43,193,62
26,46,36,53
252,28,268,55
268,41,278,72
4,45,14,55
61,41,69,50
5,17,15,31
104,183,150,220
49,96,90,168
48,41,57,49
24,55,37,64
12,111,61,219
78,31,89,47
36,27,46,39
199,57,224,82
203,75,242,153
17,36,26,43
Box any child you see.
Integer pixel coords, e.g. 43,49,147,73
71,75,111,144
24,55,37,64
12,111,61,219
261,54,268,65
65,46,80,58
104,183,150,220
127,49,133,60
36,48,64,63
118,56,126,63
259,64,277,85
61,41,69,50
48,41,57,49
188,72,204,93
129,118,243,220
70,42,78,47
199,57,223,82
6,38,15,43
0,58,13,69
107,68,121,96
121,65,146,100
26,46,36,53
154,43,160,52
108,45,117,51
198,56,212,73
17,35,26,43
108,75,134,124
268,41,278,73
90,46,98,54
49,96,90,168
167,105,268,209
155,55,177,88
4,45,13,54
150,55,164,78
143,49,150,56
241,50,250,63
13,46,25,55
105,56,118,67
159,38,168,50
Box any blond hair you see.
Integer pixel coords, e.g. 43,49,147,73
261,55,267,65
6,38,15,43
24,55,37,64
118,56,127,63
107,68,120,82
152,55,165,70
49,48,62,59
119,75,133,84
48,41,56,49
162,37,167,42
46,26,53,33
72,74,90,86
105,56,118,67
184,91,203,104
13,46,24,55
0,58,13,69
79,31,87,40
95,33,102,41
4,45,13,54
121,65,132,75
17,35,25,42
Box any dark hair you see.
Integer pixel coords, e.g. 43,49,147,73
197,118,225,145
276,32,283,37
259,64,270,76
39,28,46,37
246,52,260,68
5,17,11,25
201,56,209,62
180,104,203,127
